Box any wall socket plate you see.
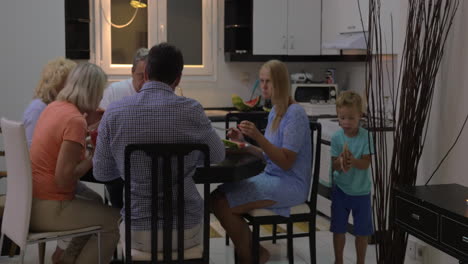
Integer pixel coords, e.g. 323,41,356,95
415,243,425,261
240,72,250,83
407,240,417,259
407,240,425,262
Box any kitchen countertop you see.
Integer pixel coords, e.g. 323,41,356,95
204,107,338,122
204,108,395,133
318,117,395,131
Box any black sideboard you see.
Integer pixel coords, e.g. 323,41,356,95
394,184,468,263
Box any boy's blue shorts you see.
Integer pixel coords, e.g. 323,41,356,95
330,186,373,236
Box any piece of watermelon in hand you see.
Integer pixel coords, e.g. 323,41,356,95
222,139,247,149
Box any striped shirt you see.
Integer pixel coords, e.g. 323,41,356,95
93,81,225,231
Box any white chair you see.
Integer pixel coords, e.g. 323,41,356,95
0,118,103,263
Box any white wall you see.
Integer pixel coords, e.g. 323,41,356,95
417,0,468,187
406,1,468,263
0,0,66,192
0,0,66,121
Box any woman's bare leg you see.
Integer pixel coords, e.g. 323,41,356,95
211,190,275,264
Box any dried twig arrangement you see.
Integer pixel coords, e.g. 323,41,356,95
365,0,460,263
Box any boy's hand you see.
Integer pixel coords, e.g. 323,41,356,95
339,152,350,172
340,143,353,172
344,150,355,169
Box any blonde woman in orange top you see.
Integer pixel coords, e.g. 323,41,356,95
29,63,120,264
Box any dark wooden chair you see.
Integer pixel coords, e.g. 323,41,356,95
123,144,211,263
223,111,269,246
242,122,321,264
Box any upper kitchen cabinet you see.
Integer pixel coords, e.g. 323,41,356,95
322,0,399,55
224,0,252,55
252,0,321,56
338,0,369,34
65,0,90,60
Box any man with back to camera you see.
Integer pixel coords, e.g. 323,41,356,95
93,43,225,252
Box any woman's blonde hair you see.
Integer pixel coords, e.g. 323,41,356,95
34,57,77,104
261,60,291,131
57,63,107,113
336,90,364,113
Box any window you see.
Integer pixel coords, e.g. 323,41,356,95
94,0,217,77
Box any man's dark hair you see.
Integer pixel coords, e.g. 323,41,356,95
146,43,184,85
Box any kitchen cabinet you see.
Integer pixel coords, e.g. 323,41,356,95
224,0,252,54
322,0,398,55
322,0,368,55
252,0,321,55
65,0,90,59
338,0,369,34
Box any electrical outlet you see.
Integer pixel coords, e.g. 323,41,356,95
415,243,425,261
240,72,250,83
407,240,416,259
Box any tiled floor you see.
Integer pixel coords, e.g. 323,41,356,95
0,184,423,263
0,231,423,264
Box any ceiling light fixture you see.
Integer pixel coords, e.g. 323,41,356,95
130,0,147,9
101,0,147,29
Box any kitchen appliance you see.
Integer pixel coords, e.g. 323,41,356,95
290,72,313,83
292,83,339,116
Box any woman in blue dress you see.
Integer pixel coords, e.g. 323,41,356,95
211,60,311,264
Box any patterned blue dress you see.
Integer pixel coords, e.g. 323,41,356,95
218,104,311,217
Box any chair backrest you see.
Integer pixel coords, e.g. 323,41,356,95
308,122,322,207
0,118,32,248
225,112,269,144
124,143,210,263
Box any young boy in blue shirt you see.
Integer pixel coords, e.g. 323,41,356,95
330,91,374,264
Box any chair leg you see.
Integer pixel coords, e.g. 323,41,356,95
309,220,316,264
97,232,102,264
38,242,46,264
287,222,294,264
0,234,3,256
8,243,18,257
19,249,26,264
272,223,277,244
225,234,230,245
252,223,260,264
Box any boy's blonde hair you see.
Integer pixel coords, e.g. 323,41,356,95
336,91,364,113
260,60,291,131
57,63,107,113
34,57,77,104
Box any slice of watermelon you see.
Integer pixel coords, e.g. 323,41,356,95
232,94,261,111
244,96,261,108
222,139,246,149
